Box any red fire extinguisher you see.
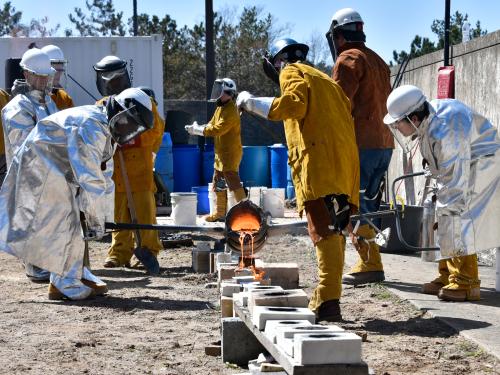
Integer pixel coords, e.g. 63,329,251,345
437,65,455,99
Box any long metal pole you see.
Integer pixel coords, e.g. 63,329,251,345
133,0,138,36
444,0,451,66
205,0,215,103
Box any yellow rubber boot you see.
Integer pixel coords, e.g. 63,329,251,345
232,187,246,202
343,224,384,285
309,234,345,321
422,259,449,295
204,190,227,222
439,254,480,301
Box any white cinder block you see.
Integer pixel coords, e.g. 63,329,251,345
293,332,362,365
233,292,249,306
232,275,256,284
252,306,316,330
276,325,345,357
264,320,313,344
248,289,308,311
220,282,242,297
243,284,281,292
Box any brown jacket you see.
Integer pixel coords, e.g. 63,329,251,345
332,42,394,149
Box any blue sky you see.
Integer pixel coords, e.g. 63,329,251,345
12,0,500,63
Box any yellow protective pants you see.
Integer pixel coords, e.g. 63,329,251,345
308,233,345,312
107,191,163,265
349,224,383,273
437,254,480,290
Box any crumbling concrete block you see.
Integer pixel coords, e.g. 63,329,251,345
222,317,266,366
220,282,242,297
252,306,316,330
264,320,312,343
192,249,210,273
294,332,362,365
259,263,299,289
248,289,309,311
221,296,234,318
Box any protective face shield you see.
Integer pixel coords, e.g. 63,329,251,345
19,48,55,96
93,56,131,96
41,45,67,89
326,8,364,62
262,38,309,85
209,78,237,103
23,70,54,96
108,87,153,145
384,85,427,153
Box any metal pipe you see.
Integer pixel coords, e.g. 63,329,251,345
133,0,138,36
444,0,451,66
205,0,215,103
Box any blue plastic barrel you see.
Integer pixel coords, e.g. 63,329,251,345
269,144,288,188
155,132,174,192
239,146,269,187
172,145,200,192
202,144,215,185
191,186,210,214
286,163,295,199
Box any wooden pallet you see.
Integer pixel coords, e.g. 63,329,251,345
233,301,370,375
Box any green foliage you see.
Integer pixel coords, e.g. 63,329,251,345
68,0,125,36
0,1,22,36
391,11,487,65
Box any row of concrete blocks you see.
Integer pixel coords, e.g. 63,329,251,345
220,279,362,366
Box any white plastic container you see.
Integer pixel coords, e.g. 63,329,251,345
207,183,216,215
170,193,197,225
262,188,285,218
227,190,238,210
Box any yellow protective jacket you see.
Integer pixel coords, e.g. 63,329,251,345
97,97,165,193
51,88,74,110
268,62,360,214
203,100,242,172
0,89,11,156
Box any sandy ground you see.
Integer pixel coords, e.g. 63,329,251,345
0,233,498,375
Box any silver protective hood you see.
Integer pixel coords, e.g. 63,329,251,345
0,105,115,278
418,99,500,257
1,91,58,165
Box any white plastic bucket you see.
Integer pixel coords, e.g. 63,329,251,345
227,190,237,210
262,188,285,218
171,192,197,225
248,186,267,207
208,183,216,215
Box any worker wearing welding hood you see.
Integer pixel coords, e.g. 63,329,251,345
93,56,164,271
237,38,360,322
327,8,394,285
384,85,500,301
41,44,74,110
185,78,245,222
1,48,58,282
0,88,154,300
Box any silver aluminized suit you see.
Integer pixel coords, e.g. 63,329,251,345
1,88,57,166
0,105,114,298
418,99,500,257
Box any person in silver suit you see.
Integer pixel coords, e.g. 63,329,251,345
0,88,154,300
384,85,500,302
1,48,59,281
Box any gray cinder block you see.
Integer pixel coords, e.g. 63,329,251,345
222,317,266,366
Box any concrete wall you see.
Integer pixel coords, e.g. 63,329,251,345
387,29,500,204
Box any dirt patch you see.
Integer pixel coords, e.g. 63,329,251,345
0,233,497,374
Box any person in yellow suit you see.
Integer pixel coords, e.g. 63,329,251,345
41,45,74,110
185,78,245,221
237,38,360,322
0,88,10,184
92,56,164,273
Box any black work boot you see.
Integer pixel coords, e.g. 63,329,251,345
316,299,342,323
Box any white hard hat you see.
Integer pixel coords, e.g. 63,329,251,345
115,87,152,112
221,78,237,93
331,8,363,30
19,48,55,76
41,45,66,64
384,85,427,124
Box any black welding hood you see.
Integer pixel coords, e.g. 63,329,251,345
93,56,131,96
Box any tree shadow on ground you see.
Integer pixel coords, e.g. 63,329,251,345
92,266,194,280
35,295,213,312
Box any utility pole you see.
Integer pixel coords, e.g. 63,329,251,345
205,0,215,102
444,0,451,66
133,0,138,36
